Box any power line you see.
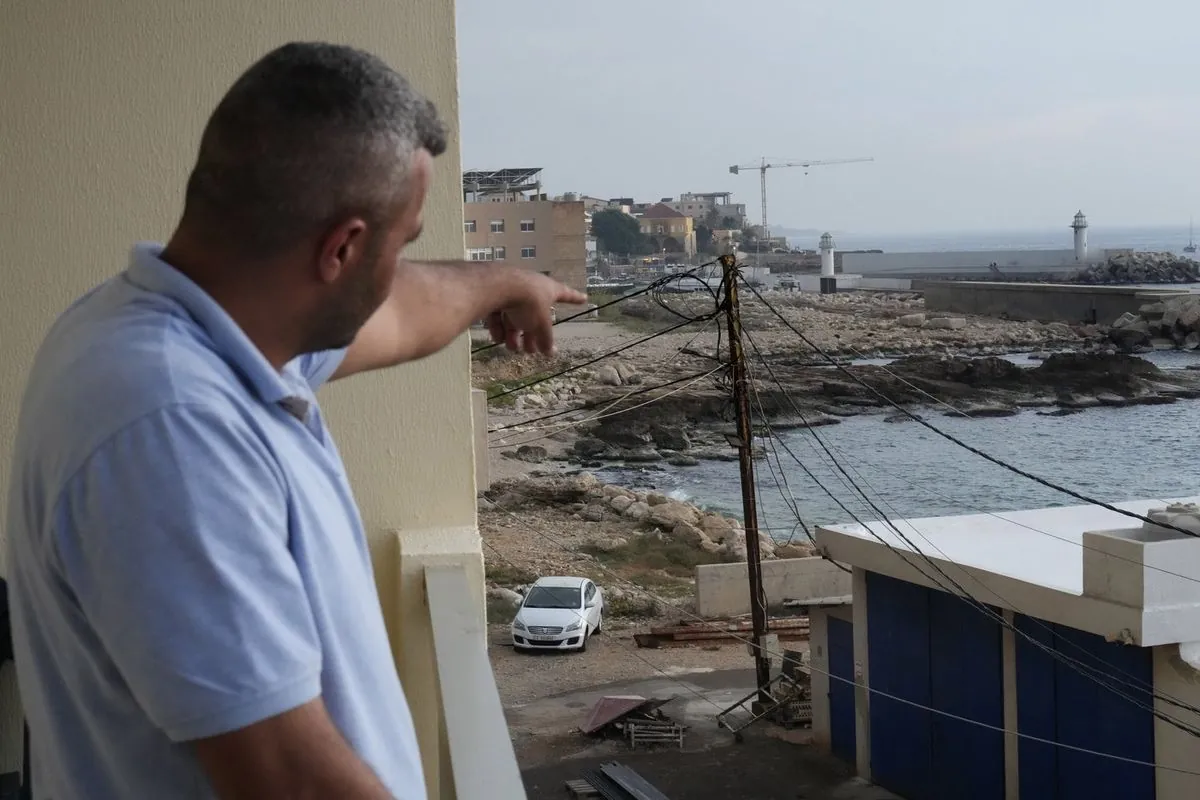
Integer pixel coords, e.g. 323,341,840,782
487,320,722,447
471,261,720,354
488,367,722,450
479,492,1200,775
738,278,1200,540
487,369,718,434
486,315,713,401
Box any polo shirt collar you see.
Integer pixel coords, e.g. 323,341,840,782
125,242,293,406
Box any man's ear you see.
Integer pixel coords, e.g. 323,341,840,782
316,218,370,285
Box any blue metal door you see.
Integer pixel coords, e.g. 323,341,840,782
867,571,933,798
1014,615,1058,800
1014,614,1155,800
927,590,1005,800
827,616,856,763
1053,624,1154,800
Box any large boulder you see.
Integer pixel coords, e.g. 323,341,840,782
651,425,691,451
700,514,738,543
573,437,611,458
897,313,926,328
1179,298,1200,330
670,522,712,548
775,542,817,559
623,501,651,521
487,587,524,608
580,503,607,522
591,536,629,553
925,317,967,330
609,495,635,513
514,445,547,463
595,365,623,386
1108,319,1151,352
647,502,700,530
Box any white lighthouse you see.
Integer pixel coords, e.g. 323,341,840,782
820,232,836,276
819,232,837,294
1071,210,1088,262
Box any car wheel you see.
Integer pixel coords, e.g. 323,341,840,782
578,632,588,653
594,614,603,635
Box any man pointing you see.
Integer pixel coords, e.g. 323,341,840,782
6,42,581,799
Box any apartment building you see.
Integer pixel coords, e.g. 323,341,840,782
462,168,586,293
665,192,748,229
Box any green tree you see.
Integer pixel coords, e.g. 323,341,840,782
695,224,716,255
591,209,651,256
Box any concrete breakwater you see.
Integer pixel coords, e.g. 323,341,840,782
919,280,1191,326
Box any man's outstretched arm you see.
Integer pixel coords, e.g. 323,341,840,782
332,260,586,381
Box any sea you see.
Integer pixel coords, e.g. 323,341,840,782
594,226,1200,536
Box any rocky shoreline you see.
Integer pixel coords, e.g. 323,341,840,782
493,351,1200,473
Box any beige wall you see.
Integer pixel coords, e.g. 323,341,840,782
0,0,475,786
1154,645,1200,798
693,557,852,619
464,200,587,292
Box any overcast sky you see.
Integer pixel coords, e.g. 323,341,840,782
456,1,1200,236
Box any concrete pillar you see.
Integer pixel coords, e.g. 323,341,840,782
1153,644,1200,798
852,567,872,779
471,388,489,494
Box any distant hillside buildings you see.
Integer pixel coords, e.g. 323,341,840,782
461,166,756,276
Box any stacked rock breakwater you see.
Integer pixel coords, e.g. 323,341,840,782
1068,252,1200,285
1110,295,1200,352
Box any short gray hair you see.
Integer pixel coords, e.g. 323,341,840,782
183,42,448,257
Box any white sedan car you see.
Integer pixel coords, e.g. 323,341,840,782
511,576,603,653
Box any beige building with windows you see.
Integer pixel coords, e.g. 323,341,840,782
462,175,587,294
638,203,697,258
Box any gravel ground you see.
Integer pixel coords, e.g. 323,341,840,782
488,622,769,706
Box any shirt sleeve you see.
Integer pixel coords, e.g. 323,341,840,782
53,405,322,742
293,349,348,390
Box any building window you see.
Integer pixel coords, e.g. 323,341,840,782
493,246,506,260
490,219,505,233
520,219,535,232
656,225,665,234
467,248,493,261
464,220,476,233
521,246,537,259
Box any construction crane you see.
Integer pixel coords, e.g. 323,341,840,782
728,157,874,250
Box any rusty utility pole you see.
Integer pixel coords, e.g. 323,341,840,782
719,253,772,703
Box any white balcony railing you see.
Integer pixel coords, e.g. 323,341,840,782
392,528,523,800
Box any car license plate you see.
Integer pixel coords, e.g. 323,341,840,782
529,634,558,642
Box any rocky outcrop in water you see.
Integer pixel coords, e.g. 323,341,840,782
1068,252,1200,285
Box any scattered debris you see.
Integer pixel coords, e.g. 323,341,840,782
625,717,686,750
633,617,810,649
581,695,686,751
565,778,601,798
584,761,672,800
716,663,813,743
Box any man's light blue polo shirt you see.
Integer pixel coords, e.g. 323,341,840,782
6,244,425,798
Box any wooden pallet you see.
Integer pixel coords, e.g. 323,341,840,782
564,778,600,798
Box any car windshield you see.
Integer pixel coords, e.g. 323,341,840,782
523,586,582,609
